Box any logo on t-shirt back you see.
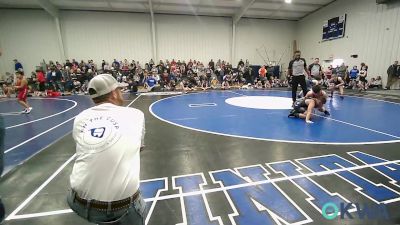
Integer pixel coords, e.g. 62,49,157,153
78,116,122,153
90,127,106,138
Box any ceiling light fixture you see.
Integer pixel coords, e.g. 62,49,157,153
285,0,292,3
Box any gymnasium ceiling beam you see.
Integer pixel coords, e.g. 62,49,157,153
37,0,66,61
256,0,325,7
149,0,157,61
37,0,60,18
233,0,256,24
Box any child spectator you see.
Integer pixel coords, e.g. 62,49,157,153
349,66,359,89
210,77,219,89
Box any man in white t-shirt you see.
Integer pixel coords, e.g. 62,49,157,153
67,74,146,224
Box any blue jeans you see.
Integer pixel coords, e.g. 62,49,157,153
67,190,147,225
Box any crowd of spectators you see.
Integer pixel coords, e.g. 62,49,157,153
1,58,290,97
291,61,385,92
1,57,395,98
318,62,383,91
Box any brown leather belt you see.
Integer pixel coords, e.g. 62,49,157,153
73,190,140,211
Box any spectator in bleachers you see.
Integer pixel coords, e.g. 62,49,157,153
14,59,23,72
358,66,368,92
385,61,399,90
209,59,215,71
348,66,359,89
259,65,267,87
72,59,78,67
65,59,73,68
112,59,120,70
361,62,368,71
36,69,46,96
144,74,157,92
47,66,62,91
369,76,382,89
10,57,295,96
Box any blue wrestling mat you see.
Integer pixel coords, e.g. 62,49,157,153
150,90,400,145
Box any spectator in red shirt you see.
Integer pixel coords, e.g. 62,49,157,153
259,66,267,87
36,69,46,96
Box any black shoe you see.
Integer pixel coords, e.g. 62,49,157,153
324,110,330,116
288,109,296,118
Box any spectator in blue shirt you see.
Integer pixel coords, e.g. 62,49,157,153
349,66,359,79
112,59,120,70
47,66,63,91
14,59,23,71
145,75,157,92
349,66,359,89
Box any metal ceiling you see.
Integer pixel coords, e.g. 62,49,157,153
0,0,336,21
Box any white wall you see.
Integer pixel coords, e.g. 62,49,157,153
60,11,152,66
297,0,400,83
0,9,297,76
0,9,61,77
235,18,296,67
155,14,232,64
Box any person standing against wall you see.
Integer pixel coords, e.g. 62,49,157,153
385,61,399,90
13,59,23,72
288,50,309,104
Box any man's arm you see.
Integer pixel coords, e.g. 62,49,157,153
303,59,309,76
387,65,392,75
308,64,312,75
140,114,145,151
288,60,293,76
397,66,400,77
319,65,323,76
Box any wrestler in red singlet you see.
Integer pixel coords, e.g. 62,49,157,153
14,71,32,114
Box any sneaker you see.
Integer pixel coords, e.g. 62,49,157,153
324,110,330,116
25,107,32,114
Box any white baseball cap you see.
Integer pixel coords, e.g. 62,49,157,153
88,74,127,98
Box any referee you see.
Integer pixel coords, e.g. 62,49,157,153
67,74,147,224
288,50,309,104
